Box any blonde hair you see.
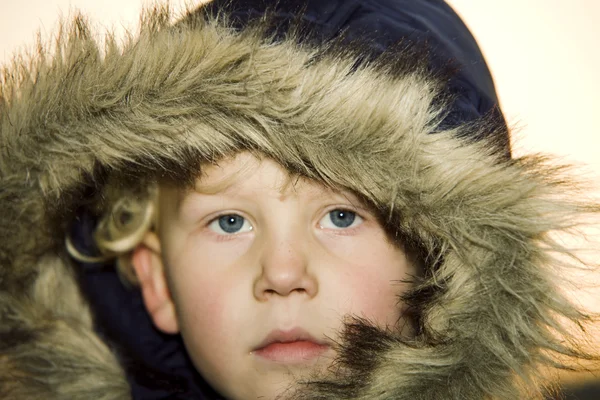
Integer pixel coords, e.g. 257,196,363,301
66,152,377,284
66,151,270,283
66,181,158,284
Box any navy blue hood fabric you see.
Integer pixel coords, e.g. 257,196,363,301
202,0,509,153
75,1,506,399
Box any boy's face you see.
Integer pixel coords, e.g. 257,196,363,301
134,152,414,400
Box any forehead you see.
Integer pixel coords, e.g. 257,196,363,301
191,152,332,200
164,152,366,211
194,152,292,195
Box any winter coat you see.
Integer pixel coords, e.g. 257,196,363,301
0,0,596,399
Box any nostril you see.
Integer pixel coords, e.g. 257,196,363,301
264,287,307,297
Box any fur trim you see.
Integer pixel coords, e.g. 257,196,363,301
0,256,131,399
0,5,597,399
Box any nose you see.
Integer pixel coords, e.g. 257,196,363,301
253,227,318,301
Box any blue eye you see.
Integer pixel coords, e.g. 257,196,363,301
209,214,253,234
319,209,362,229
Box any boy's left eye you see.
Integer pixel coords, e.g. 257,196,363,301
319,209,363,229
208,214,253,234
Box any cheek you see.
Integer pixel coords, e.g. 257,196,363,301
162,245,250,376
165,241,227,327
321,231,412,327
170,262,229,344
163,232,252,333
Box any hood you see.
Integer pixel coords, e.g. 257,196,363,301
0,4,597,400
203,0,509,146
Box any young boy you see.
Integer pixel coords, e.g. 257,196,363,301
0,1,597,399
126,151,416,399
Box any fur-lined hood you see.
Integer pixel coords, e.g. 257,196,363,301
0,4,597,400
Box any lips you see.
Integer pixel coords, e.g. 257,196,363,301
253,328,330,363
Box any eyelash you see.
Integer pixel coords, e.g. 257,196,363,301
204,206,366,239
205,212,253,241
319,207,364,232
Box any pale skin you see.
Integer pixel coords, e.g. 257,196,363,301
132,152,415,400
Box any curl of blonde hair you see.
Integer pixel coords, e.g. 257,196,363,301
66,182,158,284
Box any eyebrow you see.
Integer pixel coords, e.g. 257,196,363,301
193,172,243,195
189,164,366,209
193,168,300,198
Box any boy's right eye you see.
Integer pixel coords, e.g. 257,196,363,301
208,214,253,234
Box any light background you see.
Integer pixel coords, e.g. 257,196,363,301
1,0,599,386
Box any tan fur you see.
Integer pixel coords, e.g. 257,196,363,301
0,256,131,399
1,4,598,399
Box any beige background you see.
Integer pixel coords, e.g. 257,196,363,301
1,0,599,386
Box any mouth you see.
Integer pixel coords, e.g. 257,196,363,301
252,327,331,363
